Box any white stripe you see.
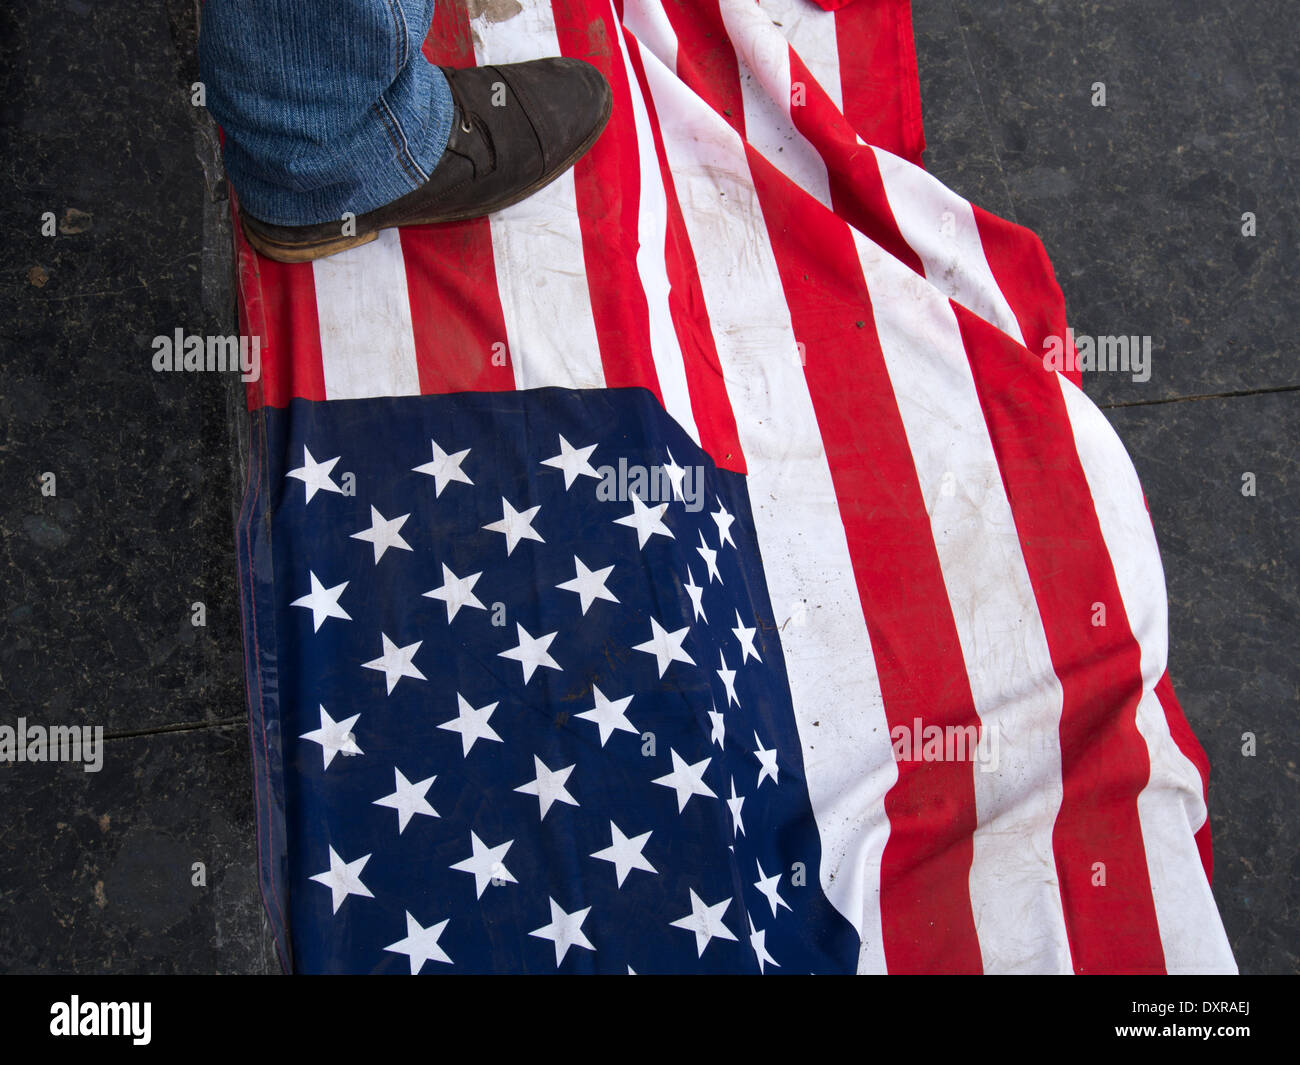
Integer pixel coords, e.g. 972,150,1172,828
849,226,1075,974
622,0,677,74
720,0,831,208
871,146,1026,345
629,8,896,973
312,229,421,399
756,0,843,112
470,2,605,391
610,3,700,445
1057,378,1237,973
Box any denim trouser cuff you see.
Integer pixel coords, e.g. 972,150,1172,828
199,0,455,227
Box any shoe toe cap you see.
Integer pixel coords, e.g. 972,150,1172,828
502,57,612,167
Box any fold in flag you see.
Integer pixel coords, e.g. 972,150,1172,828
233,0,1236,973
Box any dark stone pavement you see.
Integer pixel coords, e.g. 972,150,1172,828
0,0,274,972
0,0,1293,973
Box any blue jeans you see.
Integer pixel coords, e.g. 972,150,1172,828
199,0,455,226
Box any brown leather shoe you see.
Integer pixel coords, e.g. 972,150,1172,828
239,57,613,263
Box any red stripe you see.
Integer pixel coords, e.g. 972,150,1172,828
746,146,983,973
1155,669,1214,879
657,6,926,287
390,0,515,395
955,303,1166,973
234,204,326,410
235,217,267,411
421,0,474,64
658,0,745,139
972,204,1083,388
786,48,924,277
644,8,982,965
834,0,924,165
636,5,916,472
399,222,517,394
621,29,747,475
553,3,663,399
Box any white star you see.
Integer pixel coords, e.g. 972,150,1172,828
575,685,636,747
541,435,600,489
412,439,472,496
613,492,674,549
633,617,695,678
482,497,544,555
662,449,687,502
717,650,740,708
708,701,725,749
450,832,516,898
590,821,656,887
290,571,351,632
385,912,452,973
732,609,763,663
530,898,595,966
362,633,426,694
670,889,738,957
712,499,737,549
754,732,780,788
372,767,438,832
727,777,746,838
696,530,722,584
682,566,707,624
652,749,716,812
749,914,779,973
309,846,373,913
422,563,486,622
286,446,342,504
498,622,561,683
349,505,412,563
556,556,618,615
299,704,362,770
438,693,502,756
514,755,578,820
754,859,792,917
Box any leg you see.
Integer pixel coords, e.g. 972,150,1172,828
198,0,454,226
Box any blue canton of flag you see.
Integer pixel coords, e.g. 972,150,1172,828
241,387,860,973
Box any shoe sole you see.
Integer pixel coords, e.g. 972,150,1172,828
240,90,614,264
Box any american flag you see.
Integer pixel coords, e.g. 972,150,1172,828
233,0,1236,973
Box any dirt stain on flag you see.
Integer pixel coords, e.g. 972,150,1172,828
467,0,523,24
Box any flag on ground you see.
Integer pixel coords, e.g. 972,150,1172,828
232,0,1235,973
